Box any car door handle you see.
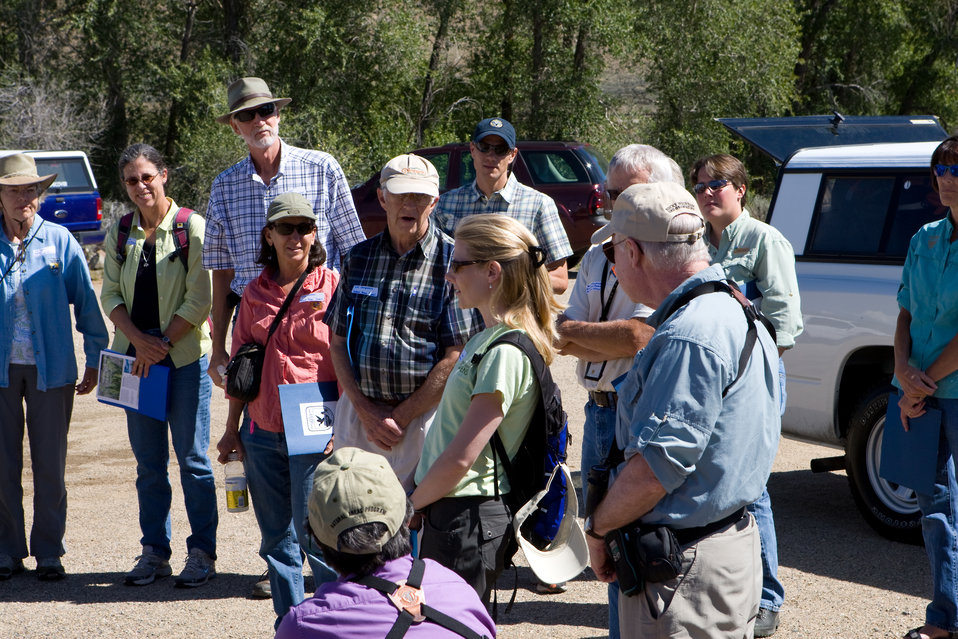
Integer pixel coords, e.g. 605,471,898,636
54,209,68,218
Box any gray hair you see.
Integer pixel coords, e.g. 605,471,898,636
609,144,683,186
636,213,709,271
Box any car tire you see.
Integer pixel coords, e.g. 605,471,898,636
844,384,923,545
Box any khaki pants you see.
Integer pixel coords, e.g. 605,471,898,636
619,514,761,639
333,393,435,491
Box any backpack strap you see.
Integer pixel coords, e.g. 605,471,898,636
355,559,489,639
115,212,135,265
169,207,194,271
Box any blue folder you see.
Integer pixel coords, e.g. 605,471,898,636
279,381,338,456
95,349,170,421
879,392,941,496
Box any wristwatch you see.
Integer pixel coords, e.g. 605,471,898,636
161,335,172,346
584,516,605,540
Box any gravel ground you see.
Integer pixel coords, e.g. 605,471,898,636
0,280,933,638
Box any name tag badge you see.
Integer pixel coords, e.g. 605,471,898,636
33,246,57,258
300,291,326,310
352,285,378,298
732,247,751,256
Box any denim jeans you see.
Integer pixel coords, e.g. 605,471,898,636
240,423,337,625
916,396,958,632
581,399,621,639
748,489,784,611
126,355,217,559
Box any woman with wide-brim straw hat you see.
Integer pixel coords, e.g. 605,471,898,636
0,153,108,582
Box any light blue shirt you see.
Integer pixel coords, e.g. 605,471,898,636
614,264,780,528
0,218,108,391
896,213,958,398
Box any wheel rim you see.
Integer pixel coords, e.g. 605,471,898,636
865,415,921,514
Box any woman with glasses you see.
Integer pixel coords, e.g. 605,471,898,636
101,143,218,588
895,136,958,639
689,153,802,637
410,213,563,606
0,154,108,582
216,191,339,629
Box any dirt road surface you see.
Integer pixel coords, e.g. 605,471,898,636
0,280,933,638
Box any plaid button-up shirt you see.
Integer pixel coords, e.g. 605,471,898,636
325,224,480,401
203,140,365,295
432,173,572,264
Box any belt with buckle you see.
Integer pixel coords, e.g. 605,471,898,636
589,390,617,409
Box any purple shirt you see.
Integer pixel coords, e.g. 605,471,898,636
274,556,496,639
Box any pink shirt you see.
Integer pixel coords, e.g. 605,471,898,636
230,266,339,432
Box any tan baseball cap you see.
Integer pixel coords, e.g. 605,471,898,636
308,447,407,554
591,182,704,245
380,154,440,198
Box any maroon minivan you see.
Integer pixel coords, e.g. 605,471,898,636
350,141,609,262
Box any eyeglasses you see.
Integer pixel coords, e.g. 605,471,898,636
448,259,485,274
474,140,511,157
602,238,628,264
934,164,958,177
692,178,732,194
270,222,315,236
390,192,435,207
123,173,161,187
233,102,277,123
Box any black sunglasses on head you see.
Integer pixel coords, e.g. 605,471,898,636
233,102,277,123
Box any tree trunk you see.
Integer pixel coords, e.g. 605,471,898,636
223,0,246,65
416,2,456,146
165,1,196,158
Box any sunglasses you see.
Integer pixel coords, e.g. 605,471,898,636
270,222,315,236
448,259,485,274
692,178,732,194
474,140,512,157
390,192,435,207
601,238,627,264
233,102,277,123
124,173,161,187
934,164,958,177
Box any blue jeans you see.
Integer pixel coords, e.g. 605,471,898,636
126,356,217,559
240,423,337,626
916,396,958,632
581,399,620,639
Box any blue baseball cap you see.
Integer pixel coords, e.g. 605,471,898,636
473,117,517,149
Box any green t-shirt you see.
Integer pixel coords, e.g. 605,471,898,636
415,324,539,497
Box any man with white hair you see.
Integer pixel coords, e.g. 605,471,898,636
555,144,677,631
585,182,780,637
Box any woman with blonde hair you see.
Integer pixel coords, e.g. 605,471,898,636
411,213,562,605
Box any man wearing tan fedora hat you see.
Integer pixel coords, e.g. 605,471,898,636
203,77,365,599
203,77,364,391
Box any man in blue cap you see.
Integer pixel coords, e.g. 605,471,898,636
432,117,572,294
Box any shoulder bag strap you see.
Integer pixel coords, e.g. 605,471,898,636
264,268,311,347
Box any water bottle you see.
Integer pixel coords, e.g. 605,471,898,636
224,453,249,513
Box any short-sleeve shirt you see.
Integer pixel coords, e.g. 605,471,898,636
614,264,780,528
563,243,651,391
203,140,365,295
707,210,803,349
896,213,958,398
415,324,539,497
324,224,479,401
432,173,572,264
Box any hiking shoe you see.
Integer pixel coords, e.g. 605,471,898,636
175,548,215,588
36,557,66,581
536,580,567,594
0,555,25,580
754,607,780,637
250,570,271,599
125,546,172,586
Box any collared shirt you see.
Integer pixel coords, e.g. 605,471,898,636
563,243,651,391
325,224,479,401
202,140,365,295
897,213,958,398
101,199,212,368
432,173,572,264
230,267,338,431
0,218,108,390
614,264,780,528
275,556,496,639
707,210,803,349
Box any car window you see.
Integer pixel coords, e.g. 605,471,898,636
807,173,944,260
34,158,94,193
459,152,476,185
420,152,450,190
522,150,589,184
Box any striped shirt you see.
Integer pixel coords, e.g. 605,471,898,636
325,224,480,401
432,173,572,264
203,140,365,295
